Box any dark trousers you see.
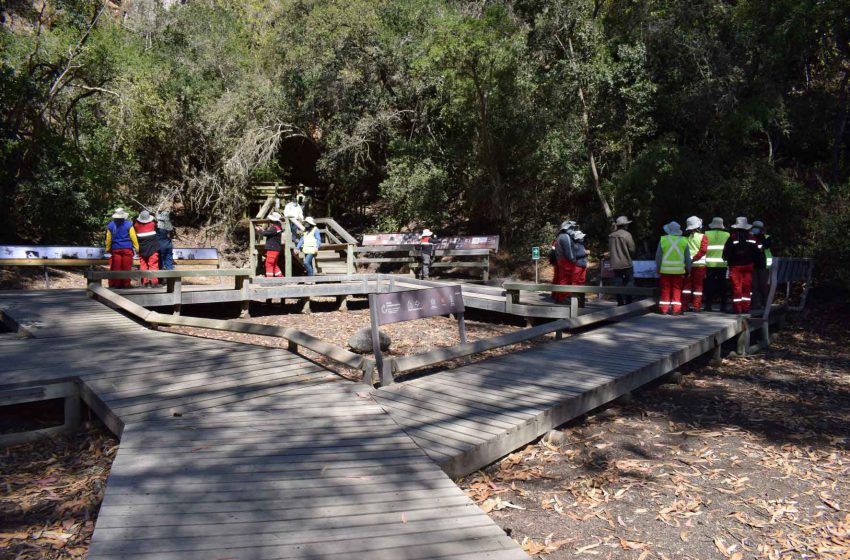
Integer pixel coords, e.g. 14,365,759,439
704,268,728,312
752,268,770,310
614,267,634,306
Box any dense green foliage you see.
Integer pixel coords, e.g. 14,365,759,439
2,0,849,286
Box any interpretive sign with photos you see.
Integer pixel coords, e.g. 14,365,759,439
361,233,500,251
0,245,218,262
368,285,468,386
371,285,464,326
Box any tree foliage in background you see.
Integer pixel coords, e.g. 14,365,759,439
1,0,849,288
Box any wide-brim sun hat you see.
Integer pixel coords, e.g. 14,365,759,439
305,217,317,226
732,216,752,230
708,217,725,229
752,220,764,228
560,220,577,231
685,216,702,231
268,212,282,222
421,228,433,237
573,231,586,241
614,216,631,226
136,210,154,223
112,207,129,219
663,221,683,236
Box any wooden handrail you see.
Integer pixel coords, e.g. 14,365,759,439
390,300,655,375
85,269,249,280
503,282,657,296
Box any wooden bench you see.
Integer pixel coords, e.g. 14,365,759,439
0,245,221,287
356,234,499,280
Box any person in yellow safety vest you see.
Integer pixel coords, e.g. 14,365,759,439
655,221,692,315
682,216,709,312
703,217,731,312
296,216,321,276
751,220,773,311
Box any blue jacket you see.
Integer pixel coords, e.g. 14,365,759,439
107,220,135,250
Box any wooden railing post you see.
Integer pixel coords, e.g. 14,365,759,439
166,277,182,316
235,276,250,318
346,244,355,274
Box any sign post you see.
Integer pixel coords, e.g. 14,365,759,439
531,246,540,284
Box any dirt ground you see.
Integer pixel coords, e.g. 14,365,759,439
459,306,850,559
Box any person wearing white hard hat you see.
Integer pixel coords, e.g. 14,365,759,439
722,217,759,314
608,216,636,306
417,228,436,279
296,217,322,276
703,217,731,312
104,208,139,288
255,212,284,277
133,210,161,287
682,216,708,312
655,221,692,315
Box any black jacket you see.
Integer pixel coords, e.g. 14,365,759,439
261,224,283,251
722,230,759,267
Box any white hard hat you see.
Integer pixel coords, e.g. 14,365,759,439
685,216,702,231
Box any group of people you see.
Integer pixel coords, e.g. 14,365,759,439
257,194,322,277
552,214,773,316
550,221,589,303
653,216,771,315
104,207,175,288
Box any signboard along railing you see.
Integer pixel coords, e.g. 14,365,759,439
367,285,466,386
362,233,499,251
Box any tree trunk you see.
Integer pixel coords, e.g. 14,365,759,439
567,37,613,220
830,69,850,185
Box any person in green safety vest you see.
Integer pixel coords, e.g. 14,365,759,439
751,220,773,311
296,216,322,276
655,221,692,315
682,216,708,312
703,217,731,312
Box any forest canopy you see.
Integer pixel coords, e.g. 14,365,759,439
2,0,849,287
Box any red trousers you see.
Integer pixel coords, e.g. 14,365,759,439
108,248,134,288
572,266,587,286
659,274,684,314
553,257,574,303
682,266,706,311
729,264,753,313
265,250,282,277
139,253,159,285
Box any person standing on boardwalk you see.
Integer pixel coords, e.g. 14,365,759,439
751,220,773,312
703,217,731,312
608,216,636,306
572,231,589,306
282,194,304,241
682,216,708,312
296,217,322,276
256,212,284,277
553,221,577,303
655,221,691,315
416,228,436,280
105,208,139,288
133,210,161,287
723,217,760,314
156,211,175,271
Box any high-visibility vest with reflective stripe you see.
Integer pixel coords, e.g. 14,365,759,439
758,234,773,268
704,229,730,267
659,235,688,275
302,228,319,254
687,232,706,266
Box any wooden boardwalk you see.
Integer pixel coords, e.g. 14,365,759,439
0,291,526,559
0,290,746,558
375,313,744,477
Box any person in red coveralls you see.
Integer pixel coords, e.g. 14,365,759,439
655,221,692,315
682,216,708,312
133,210,160,287
104,208,139,288
552,220,577,303
722,217,760,314
256,212,284,277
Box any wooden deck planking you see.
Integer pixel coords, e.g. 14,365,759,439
0,290,527,560
377,312,744,476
